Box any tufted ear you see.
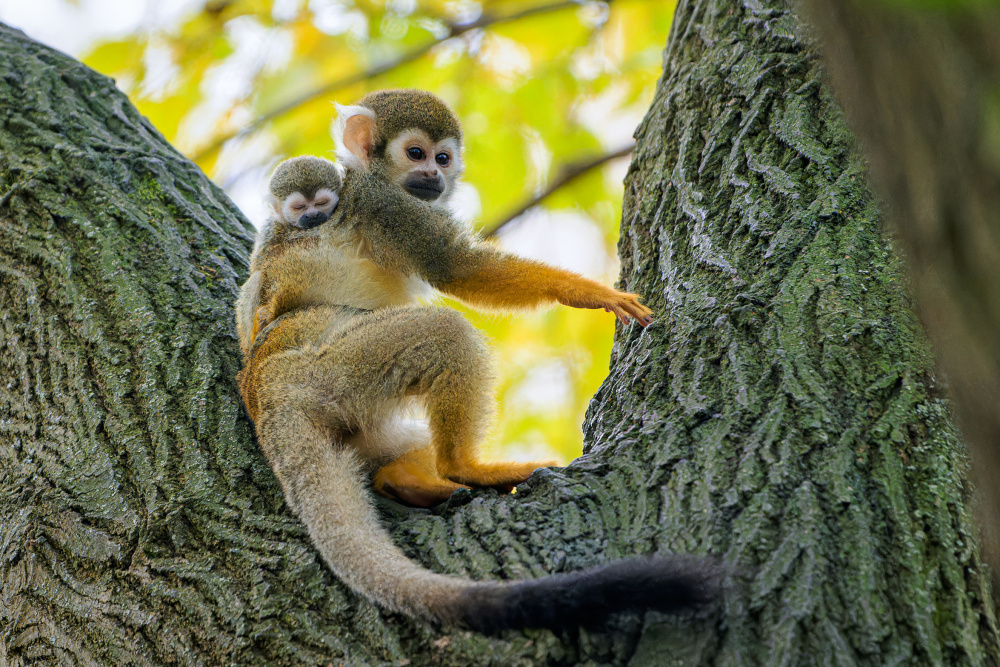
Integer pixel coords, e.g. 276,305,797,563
331,104,377,170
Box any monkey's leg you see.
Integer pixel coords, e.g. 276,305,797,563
343,398,470,506
326,307,553,493
387,311,555,489
426,367,556,489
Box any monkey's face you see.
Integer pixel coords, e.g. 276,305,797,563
384,129,462,205
279,188,339,229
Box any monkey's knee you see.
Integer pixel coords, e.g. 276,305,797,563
418,309,493,383
422,309,487,354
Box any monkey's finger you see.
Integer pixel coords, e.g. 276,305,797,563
621,300,654,326
623,297,653,317
607,298,642,323
609,304,631,325
614,293,652,319
627,310,652,328
629,311,653,328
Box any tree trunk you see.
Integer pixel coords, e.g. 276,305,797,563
0,3,997,667
797,0,1000,594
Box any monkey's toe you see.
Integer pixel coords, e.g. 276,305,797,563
376,481,464,508
442,460,556,490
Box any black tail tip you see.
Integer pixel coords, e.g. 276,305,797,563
458,554,722,634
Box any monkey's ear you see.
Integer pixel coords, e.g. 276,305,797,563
265,193,282,216
332,104,377,171
344,115,374,163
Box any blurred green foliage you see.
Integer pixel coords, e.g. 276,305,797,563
84,0,675,462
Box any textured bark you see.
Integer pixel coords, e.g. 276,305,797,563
586,0,1000,663
0,3,997,666
797,0,1000,593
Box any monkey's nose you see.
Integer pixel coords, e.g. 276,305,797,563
405,174,445,201
297,211,330,229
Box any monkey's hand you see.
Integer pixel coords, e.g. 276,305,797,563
556,286,654,327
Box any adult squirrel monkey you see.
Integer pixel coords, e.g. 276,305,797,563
235,89,717,632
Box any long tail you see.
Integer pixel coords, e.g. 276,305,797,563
456,555,719,633
260,408,719,631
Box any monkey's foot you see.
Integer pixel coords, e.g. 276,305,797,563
374,451,468,508
441,460,557,491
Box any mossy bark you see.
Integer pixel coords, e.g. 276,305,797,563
797,0,1000,593
0,3,997,667
586,0,1000,661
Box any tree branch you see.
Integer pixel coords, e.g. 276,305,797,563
482,142,634,238
190,0,599,162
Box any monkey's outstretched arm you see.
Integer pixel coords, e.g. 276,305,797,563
439,245,653,326
348,171,653,325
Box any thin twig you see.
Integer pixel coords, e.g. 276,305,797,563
482,142,635,238
190,0,592,162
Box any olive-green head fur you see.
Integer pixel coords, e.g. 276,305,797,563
267,156,343,229
269,156,342,201
357,89,461,156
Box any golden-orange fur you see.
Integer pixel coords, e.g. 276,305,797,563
441,247,652,324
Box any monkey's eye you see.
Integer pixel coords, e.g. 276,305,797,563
406,146,425,161
435,152,451,167
315,199,330,207
291,205,306,212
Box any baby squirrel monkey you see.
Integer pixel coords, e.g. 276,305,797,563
235,89,716,632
